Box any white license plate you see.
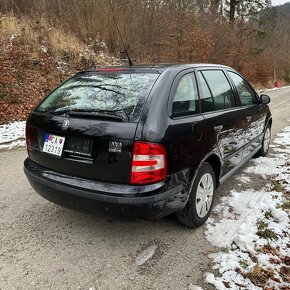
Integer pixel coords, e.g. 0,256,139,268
43,133,65,156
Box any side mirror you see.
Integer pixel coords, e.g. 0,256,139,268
260,94,271,104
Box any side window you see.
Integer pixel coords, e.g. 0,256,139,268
197,71,215,112
172,73,199,117
201,70,234,111
228,71,256,106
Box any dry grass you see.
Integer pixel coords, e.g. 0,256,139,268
245,264,270,287
48,28,87,58
0,14,115,124
0,14,97,63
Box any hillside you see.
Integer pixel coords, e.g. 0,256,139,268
275,2,290,20
0,15,116,125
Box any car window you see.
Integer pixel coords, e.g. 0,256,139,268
172,73,199,117
197,71,215,112
201,70,234,111
36,72,159,122
227,71,256,106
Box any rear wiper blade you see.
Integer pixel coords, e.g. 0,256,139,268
67,110,123,121
43,108,127,120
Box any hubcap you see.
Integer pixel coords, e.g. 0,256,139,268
195,173,214,218
263,127,271,153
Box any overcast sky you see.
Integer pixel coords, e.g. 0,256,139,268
272,0,289,6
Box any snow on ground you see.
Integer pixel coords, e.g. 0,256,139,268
235,175,252,183
259,85,290,93
135,244,157,266
188,285,205,290
204,127,290,290
0,121,26,150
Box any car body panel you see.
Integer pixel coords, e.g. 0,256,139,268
27,112,138,183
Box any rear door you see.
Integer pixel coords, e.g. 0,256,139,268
26,70,159,184
226,71,266,157
165,70,207,176
196,69,246,175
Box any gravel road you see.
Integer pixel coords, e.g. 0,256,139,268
0,88,289,290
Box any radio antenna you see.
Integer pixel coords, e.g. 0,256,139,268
107,0,133,66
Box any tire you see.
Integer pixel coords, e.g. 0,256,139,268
176,162,216,228
255,124,271,157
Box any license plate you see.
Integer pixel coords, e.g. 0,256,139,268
43,133,65,156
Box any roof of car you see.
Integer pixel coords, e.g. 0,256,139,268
78,63,233,74
125,63,232,70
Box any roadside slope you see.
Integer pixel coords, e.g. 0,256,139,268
0,14,116,125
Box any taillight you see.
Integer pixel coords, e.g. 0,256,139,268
130,142,167,185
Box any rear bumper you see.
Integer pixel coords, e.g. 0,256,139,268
24,159,187,220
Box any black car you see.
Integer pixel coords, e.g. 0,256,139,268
24,64,272,228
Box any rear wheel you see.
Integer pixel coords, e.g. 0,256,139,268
255,124,271,157
177,162,216,228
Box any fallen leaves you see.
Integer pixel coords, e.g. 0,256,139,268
261,245,280,256
280,266,290,283
269,257,282,265
0,31,112,125
222,281,231,288
0,37,75,124
283,256,290,266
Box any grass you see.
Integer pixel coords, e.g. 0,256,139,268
264,211,273,219
271,181,285,192
240,260,249,269
257,219,268,231
257,228,279,241
244,264,269,287
0,14,98,64
256,219,279,241
281,198,290,209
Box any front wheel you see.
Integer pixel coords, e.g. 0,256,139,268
177,162,216,228
256,124,271,157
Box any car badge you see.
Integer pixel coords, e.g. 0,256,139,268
61,119,70,130
109,141,122,153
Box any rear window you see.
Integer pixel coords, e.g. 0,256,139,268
36,72,159,121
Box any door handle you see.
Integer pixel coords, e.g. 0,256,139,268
246,116,251,122
214,125,223,133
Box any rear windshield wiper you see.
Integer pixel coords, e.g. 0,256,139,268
41,108,128,121
67,110,123,121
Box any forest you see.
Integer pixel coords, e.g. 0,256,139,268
1,0,290,84
1,0,290,123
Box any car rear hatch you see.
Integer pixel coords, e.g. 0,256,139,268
26,69,160,184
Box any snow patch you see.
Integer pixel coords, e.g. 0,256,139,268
188,284,204,290
206,190,286,252
244,155,285,176
204,125,290,290
274,126,290,145
259,85,290,93
235,175,251,183
135,244,157,266
0,121,26,150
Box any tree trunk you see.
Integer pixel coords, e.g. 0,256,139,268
229,0,237,26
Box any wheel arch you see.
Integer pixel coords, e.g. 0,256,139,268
203,154,222,187
177,154,222,228
266,116,272,130
188,152,222,194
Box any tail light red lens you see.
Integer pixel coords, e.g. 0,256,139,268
130,142,167,185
